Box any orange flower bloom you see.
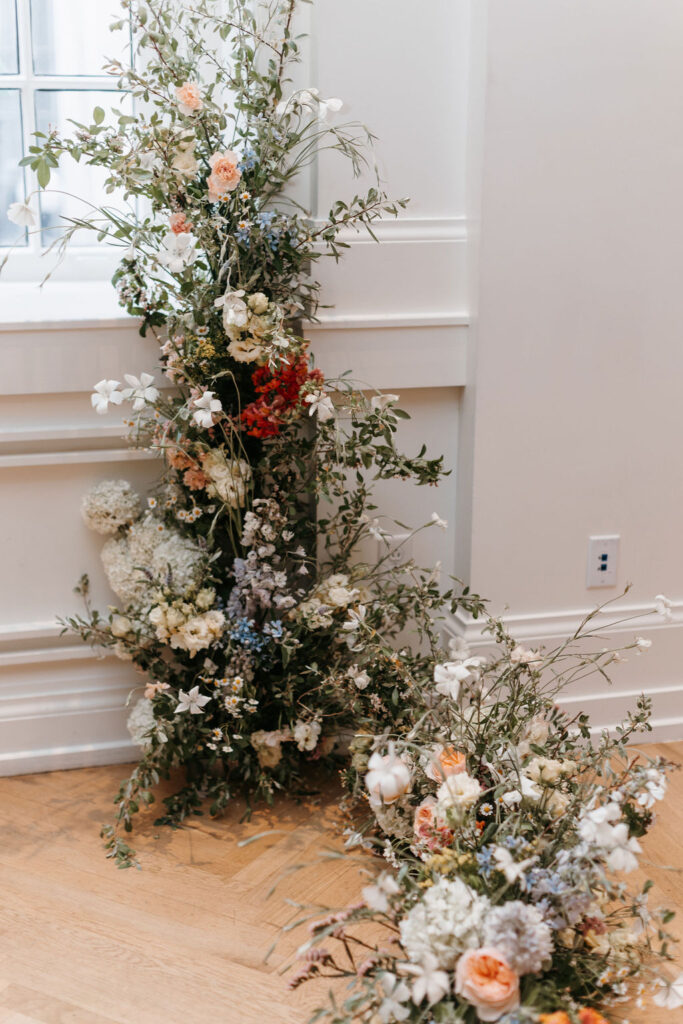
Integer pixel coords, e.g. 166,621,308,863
169,211,193,234
578,1010,609,1024
207,150,241,201
538,1013,571,1024
425,745,467,782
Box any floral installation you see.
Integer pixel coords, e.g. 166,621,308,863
289,601,681,1022
11,0,483,866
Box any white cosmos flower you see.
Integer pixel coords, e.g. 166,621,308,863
175,686,211,714
400,953,451,1007
654,593,674,620
653,972,683,1009
433,658,483,700
371,392,399,411
214,288,248,330
122,372,159,410
7,200,37,227
342,605,366,631
303,391,335,422
605,823,641,872
578,802,622,846
91,379,124,415
493,846,537,884
362,871,400,913
192,390,222,429
157,230,198,272
377,973,411,1023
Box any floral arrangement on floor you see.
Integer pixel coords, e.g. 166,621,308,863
8,0,484,867
289,603,682,1022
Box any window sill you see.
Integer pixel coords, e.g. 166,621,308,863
0,281,135,332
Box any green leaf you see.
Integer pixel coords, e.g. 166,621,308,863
93,106,105,125
36,160,50,188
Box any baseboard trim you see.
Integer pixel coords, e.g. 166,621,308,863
0,739,137,777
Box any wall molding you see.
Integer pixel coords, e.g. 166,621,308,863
445,600,683,743
0,620,139,776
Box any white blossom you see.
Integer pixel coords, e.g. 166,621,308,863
430,512,448,530
91,379,124,415
157,230,198,272
175,686,211,715
654,594,674,620
303,390,335,421
362,871,400,913
653,972,683,1009
400,953,451,1006
214,288,248,331
192,390,222,428
371,393,399,411
293,718,321,751
377,974,411,1023
122,372,159,410
366,748,412,804
7,200,37,227
399,876,489,969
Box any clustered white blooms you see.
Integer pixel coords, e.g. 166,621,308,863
213,288,289,362
81,479,141,535
399,877,490,970
149,599,225,657
127,697,167,748
100,513,204,606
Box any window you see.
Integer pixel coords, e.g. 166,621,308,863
0,0,131,278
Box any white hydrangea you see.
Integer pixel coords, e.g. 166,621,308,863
100,515,203,605
127,698,165,749
399,877,490,969
483,900,553,974
81,479,141,535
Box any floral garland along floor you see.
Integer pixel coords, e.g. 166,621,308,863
6,2,681,1022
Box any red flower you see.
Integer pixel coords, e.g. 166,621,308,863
241,355,324,438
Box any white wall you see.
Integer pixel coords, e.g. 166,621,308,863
0,0,470,773
455,0,683,738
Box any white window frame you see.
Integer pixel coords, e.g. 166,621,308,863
0,0,124,282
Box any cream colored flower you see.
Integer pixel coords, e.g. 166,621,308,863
171,139,199,177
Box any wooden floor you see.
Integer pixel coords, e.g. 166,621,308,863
0,743,680,1024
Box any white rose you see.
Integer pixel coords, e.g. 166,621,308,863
435,771,482,821
171,140,198,177
110,614,132,638
293,719,321,752
525,756,565,784
247,291,269,314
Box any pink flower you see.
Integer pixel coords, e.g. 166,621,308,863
413,796,454,852
207,151,242,202
169,211,193,234
454,948,520,1022
176,82,203,115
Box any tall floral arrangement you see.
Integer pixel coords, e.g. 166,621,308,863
290,604,682,1022
15,0,483,865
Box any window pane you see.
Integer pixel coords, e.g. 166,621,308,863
31,0,126,76
0,0,19,74
0,90,26,246
35,90,131,245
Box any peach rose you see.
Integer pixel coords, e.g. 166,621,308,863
207,150,242,201
538,1014,571,1024
454,947,520,1022
176,81,203,114
413,796,454,851
578,1010,609,1024
425,744,467,782
169,211,193,234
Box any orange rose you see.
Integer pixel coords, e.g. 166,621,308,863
413,796,454,851
578,1010,609,1024
425,744,467,782
207,150,242,201
169,211,193,234
538,1014,571,1024
454,947,520,1021
176,81,203,114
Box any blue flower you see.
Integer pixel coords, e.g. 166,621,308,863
238,146,258,171
476,846,495,879
229,617,268,652
263,619,284,640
